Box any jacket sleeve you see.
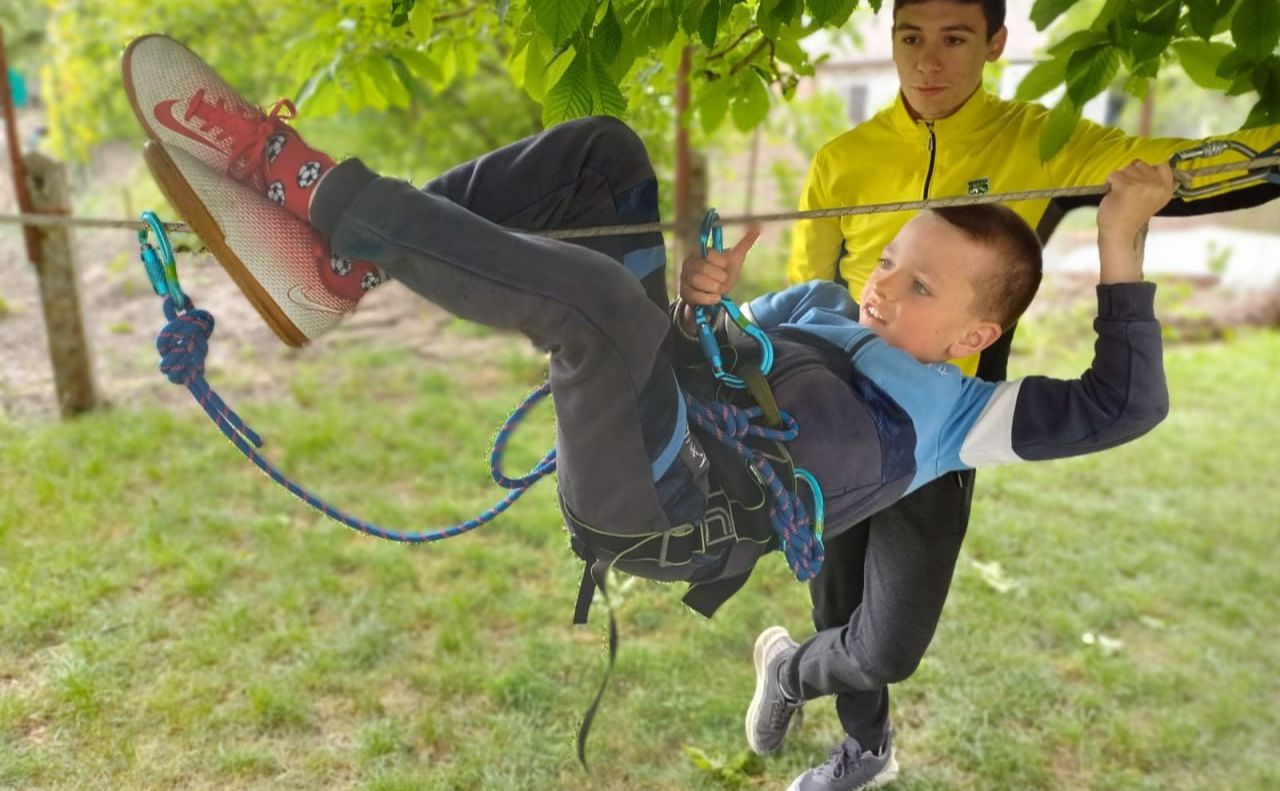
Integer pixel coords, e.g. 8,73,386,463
1049,118,1280,204
744,282,858,330
956,283,1168,467
785,146,847,285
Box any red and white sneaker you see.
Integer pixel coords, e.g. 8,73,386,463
143,141,354,346
123,34,383,310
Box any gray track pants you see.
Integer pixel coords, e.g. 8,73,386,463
308,117,699,536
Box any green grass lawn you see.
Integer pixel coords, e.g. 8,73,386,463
2,316,1278,790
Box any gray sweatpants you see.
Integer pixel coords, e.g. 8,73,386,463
308,117,696,536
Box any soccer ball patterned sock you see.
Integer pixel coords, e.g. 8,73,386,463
260,128,384,299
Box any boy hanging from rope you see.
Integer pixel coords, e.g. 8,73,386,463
125,33,1173,771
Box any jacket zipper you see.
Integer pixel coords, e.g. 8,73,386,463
922,122,937,200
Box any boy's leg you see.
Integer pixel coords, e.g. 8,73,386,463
784,472,974,743
419,117,669,313
308,124,691,534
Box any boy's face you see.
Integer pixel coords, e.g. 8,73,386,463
892,0,1007,121
858,212,1003,363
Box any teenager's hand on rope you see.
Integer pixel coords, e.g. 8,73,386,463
679,226,762,306
1097,161,1174,285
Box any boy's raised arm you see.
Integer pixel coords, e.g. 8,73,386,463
953,162,1176,470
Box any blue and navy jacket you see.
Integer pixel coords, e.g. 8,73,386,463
741,280,1169,534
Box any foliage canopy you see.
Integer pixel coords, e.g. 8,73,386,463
27,0,1280,166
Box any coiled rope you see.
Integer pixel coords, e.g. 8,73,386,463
155,293,556,542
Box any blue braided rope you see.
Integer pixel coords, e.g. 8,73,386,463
683,392,824,580
155,296,553,543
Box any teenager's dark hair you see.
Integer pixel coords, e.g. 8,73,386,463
929,204,1042,331
893,0,1006,39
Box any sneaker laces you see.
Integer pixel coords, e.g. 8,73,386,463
184,89,297,183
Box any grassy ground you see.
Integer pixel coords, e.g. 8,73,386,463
2,306,1279,790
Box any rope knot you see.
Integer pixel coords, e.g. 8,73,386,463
157,306,214,386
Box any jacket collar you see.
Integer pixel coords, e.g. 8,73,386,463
890,86,994,137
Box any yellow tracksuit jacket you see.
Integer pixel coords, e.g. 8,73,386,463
787,87,1280,374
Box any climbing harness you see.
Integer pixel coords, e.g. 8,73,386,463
137,216,556,544
691,208,824,580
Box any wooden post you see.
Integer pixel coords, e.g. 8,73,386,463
24,151,99,417
674,46,710,266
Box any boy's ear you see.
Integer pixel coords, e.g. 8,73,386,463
948,320,1003,360
986,26,1008,61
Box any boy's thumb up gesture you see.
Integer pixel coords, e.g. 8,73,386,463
678,226,762,306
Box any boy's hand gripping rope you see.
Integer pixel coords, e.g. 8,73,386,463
138,214,555,543
689,209,825,580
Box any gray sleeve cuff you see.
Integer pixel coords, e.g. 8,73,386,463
1096,282,1157,321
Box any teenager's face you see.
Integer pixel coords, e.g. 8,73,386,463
892,0,1007,121
858,212,1002,363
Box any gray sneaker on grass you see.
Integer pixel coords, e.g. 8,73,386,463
745,626,803,754
787,734,899,791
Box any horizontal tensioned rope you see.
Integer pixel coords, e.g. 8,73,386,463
1,153,1276,240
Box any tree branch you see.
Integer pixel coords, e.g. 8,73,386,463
729,38,772,76
707,26,760,61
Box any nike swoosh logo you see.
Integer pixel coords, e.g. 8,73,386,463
152,100,224,154
287,285,349,315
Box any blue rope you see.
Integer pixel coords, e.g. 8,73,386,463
683,393,824,581
154,295,553,543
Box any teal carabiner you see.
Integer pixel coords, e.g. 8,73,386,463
138,211,188,311
692,209,773,388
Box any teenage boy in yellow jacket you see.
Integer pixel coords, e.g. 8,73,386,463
771,0,1279,788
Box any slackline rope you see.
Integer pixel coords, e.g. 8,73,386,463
2,151,1277,238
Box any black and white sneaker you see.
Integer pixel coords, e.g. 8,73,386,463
788,734,899,791
745,626,803,754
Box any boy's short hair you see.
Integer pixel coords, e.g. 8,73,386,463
929,204,1042,331
892,0,1006,39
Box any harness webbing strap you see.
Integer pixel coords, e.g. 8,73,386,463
575,561,618,770
740,363,782,428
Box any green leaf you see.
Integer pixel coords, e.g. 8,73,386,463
1185,0,1224,40
589,49,628,116
408,0,434,41
1115,0,1180,63
1242,94,1280,127
758,0,802,38
595,3,624,64
698,0,720,48
396,48,444,87
366,55,409,108
730,71,771,131
543,49,593,125
1048,30,1108,57
683,746,715,771
1014,57,1068,102
1172,40,1235,90
806,0,856,26
529,0,593,44
1031,0,1083,31
1216,48,1256,80
1040,96,1082,160
1065,44,1119,104
1232,0,1280,61
697,77,732,132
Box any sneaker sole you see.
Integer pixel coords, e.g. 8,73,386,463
784,748,900,791
746,625,794,755
144,141,344,347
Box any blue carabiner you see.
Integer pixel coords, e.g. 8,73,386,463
692,209,773,388
138,211,188,311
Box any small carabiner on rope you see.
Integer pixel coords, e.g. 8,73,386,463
1169,139,1280,198
138,210,189,311
692,209,774,389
